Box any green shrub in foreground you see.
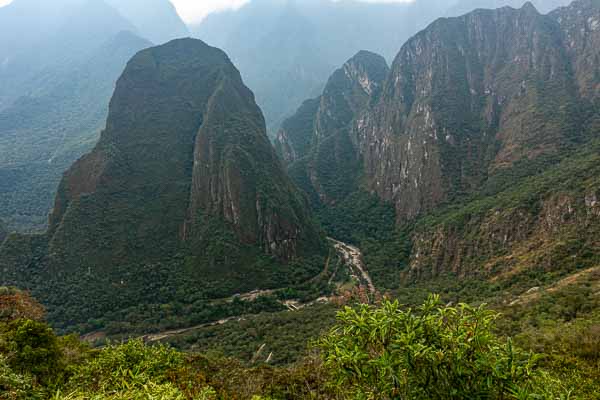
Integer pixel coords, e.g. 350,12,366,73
319,295,562,399
0,319,63,386
0,354,41,400
66,340,182,393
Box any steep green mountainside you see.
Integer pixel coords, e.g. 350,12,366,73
0,0,142,232
275,51,389,204
0,220,6,244
0,31,151,232
358,2,589,223
277,0,600,288
0,0,137,111
404,141,600,285
0,0,190,232
0,38,327,334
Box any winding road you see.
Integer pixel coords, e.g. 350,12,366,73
127,238,373,343
328,237,376,294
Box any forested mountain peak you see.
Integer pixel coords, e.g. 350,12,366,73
0,38,328,332
192,0,573,135
274,50,389,206
277,0,600,286
49,38,323,266
0,0,190,232
358,1,584,222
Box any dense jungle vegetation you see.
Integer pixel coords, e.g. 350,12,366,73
1,287,598,399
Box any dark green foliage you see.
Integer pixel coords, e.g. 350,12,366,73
312,131,360,202
0,202,325,336
0,5,151,233
317,192,395,245
0,38,328,336
164,303,337,366
277,51,388,205
0,354,41,400
286,159,321,206
67,340,183,394
0,221,6,244
274,98,320,162
417,141,600,231
315,191,411,288
0,319,63,386
319,296,558,399
364,270,600,398
0,291,597,399
19,255,316,335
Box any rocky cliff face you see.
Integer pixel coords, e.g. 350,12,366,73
386,0,600,280
281,1,599,223
408,146,600,280
275,51,389,203
193,0,574,136
278,0,600,283
184,56,320,260
49,38,323,270
357,2,585,223
551,0,600,101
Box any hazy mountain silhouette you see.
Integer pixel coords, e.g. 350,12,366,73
0,0,178,230
193,0,573,135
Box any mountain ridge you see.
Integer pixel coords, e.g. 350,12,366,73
0,0,190,232
193,0,574,135
276,0,600,287
2,38,327,333
276,50,389,204
0,29,151,232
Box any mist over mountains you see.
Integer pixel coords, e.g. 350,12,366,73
0,0,575,232
0,0,186,231
192,0,573,135
1,0,599,397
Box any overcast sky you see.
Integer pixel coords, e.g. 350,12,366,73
170,0,250,22
172,0,413,23
0,0,412,23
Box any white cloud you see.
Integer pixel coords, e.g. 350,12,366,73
0,0,414,23
169,0,251,23
0,0,251,20
170,0,414,23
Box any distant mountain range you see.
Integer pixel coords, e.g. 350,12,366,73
1,38,327,334
276,0,600,284
1,0,599,352
1,0,577,233
192,0,573,136
0,0,188,232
